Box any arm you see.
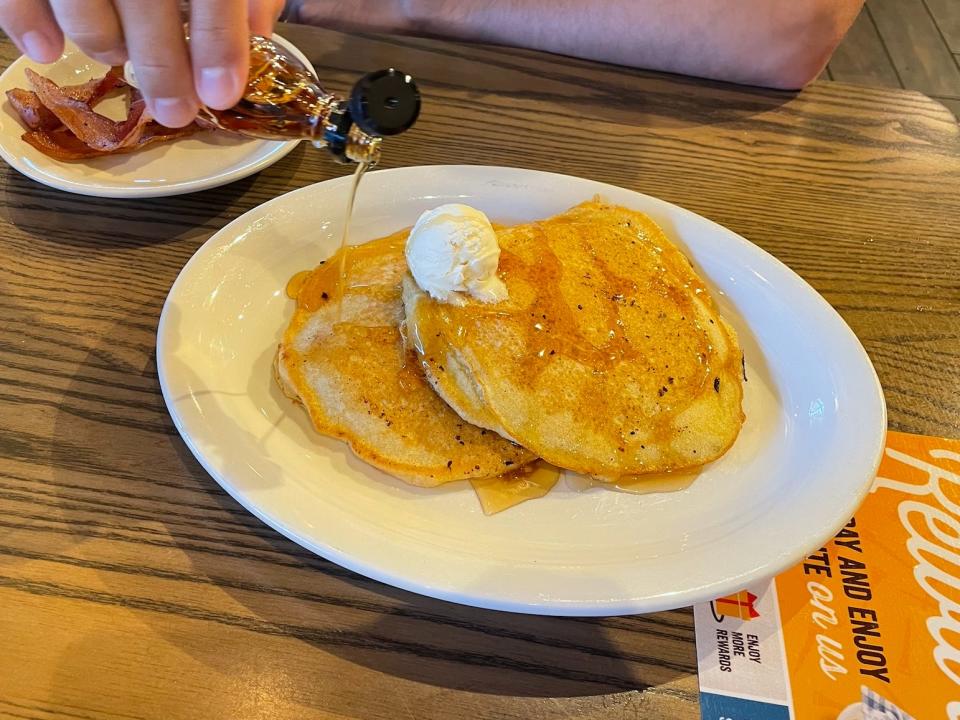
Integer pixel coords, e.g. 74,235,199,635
295,0,863,89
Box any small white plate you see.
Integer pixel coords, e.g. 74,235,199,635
158,166,886,615
0,34,313,198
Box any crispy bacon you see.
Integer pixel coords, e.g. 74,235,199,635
22,122,202,161
6,88,58,131
6,66,205,161
6,68,124,132
21,127,112,160
27,68,139,150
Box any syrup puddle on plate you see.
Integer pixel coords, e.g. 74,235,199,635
566,468,701,495
471,461,561,515
469,462,700,514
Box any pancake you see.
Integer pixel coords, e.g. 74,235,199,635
402,199,745,479
276,230,533,487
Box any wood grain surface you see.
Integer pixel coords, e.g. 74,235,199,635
825,1,960,120
1,22,959,720
827,5,903,88
867,0,960,97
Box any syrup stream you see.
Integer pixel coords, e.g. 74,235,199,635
336,161,370,319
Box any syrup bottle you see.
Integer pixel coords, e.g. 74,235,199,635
200,35,421,164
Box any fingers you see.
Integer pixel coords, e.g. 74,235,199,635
248,0,285,37
1,0,270,125
0,0,64,63
114,0,198,127
49,0,125,66
190,0,249,110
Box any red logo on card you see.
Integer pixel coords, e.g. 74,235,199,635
711,590,760,622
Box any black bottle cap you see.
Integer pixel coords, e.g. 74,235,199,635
348,69,420,137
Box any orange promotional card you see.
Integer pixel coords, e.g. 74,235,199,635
695,431,960,719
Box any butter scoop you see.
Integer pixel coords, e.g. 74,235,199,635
405,204,508,305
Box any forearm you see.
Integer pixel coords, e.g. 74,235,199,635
295,0,862,89
410,0,861,88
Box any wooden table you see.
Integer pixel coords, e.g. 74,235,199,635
1,23,958,720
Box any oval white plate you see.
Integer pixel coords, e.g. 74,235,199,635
0,35,313,198
158,165,886,615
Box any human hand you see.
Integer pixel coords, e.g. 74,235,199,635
0,0,286,127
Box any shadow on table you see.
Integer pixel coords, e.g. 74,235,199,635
45,328,696,707
0,141,312,250
169,461,696,700
152,368,693,701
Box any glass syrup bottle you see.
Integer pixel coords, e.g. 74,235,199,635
199,35,421,165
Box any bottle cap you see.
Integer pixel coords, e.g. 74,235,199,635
348,69,421,137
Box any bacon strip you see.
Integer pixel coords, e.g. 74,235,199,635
23,122,202,161
26,68,135,150
6,68,123,132
6,88,58,131
8,66,205,161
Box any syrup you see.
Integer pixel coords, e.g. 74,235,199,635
336,161,370,318
288,230,408,310
566,469,701,495
285,269,312,299
612,470,699,494
284,164,384,312
470,461,562,515
200,36,418,164
205,36,335,140
417,234,711,389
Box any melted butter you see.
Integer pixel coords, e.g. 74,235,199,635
470,461,561,515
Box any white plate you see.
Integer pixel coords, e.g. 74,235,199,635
0,35,313,198
158,165,886,615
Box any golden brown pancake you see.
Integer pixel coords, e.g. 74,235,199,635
276,230,533,487
402,199,745,479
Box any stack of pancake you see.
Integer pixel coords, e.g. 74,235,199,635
275,199,745,513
